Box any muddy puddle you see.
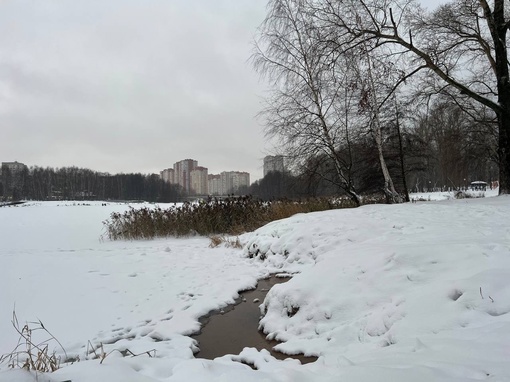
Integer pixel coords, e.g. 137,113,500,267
192,275,317,364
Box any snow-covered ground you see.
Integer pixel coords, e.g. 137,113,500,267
409,187,498,201
1,195,509,381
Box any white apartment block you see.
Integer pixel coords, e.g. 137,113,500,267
263,155,285,177
190,166,208,195
161,159,250,196
232,171,250,192
220,171,250,195
160,168,175,184
208,174,222,195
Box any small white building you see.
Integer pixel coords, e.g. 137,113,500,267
470,181,488,191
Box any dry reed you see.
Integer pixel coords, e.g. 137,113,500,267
103,196,357,240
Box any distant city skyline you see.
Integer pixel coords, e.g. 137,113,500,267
1,155,266,184
161,158,250,195
0,157,258,180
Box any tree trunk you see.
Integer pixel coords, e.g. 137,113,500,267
395,102,410,202
363,43,401,203
497,112,510,194
482,0,510,194
494,5,510,194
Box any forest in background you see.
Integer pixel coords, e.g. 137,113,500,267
251,0,505,204
0,166,182,202
1,100,497,204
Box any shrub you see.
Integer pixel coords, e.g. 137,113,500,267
103,195,357,240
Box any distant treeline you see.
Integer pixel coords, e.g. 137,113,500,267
1,101,500,205
0,166,183,202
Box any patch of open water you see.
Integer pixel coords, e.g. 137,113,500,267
192,275,317,364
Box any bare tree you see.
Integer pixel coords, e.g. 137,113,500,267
352,41,404,202
253,0,364,205
411,98,498,188
310,0,510,194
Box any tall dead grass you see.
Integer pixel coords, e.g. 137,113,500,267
0,310,67,372
103,196,356,240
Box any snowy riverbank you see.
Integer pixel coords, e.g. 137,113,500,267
1,195,509,381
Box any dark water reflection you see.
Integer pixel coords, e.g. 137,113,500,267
192,275,317,364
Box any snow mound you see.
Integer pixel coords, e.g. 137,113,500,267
246,197,510,380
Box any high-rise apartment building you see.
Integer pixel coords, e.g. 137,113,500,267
1,161,27,199
1,161,27,175
160,168,175,184
232,171,250,192
208,174,222,195
173,159,198,193
190,166,208,195
161,160,250,196
263,155,285,177
220,171,250,194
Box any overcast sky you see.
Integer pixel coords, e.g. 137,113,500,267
0,0,445,183
0,1,271,181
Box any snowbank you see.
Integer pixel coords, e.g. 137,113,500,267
1,197,509,381
245,196,510,380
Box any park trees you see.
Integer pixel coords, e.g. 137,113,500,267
253,0,416,203
313,0,510,193
255,0,509,197
253,0,366,205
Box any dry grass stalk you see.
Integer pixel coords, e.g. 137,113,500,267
86,340,156,364
209,236,242,249
0,310,67,373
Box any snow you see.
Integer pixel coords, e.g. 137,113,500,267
409,187,498,201
1,194,509,381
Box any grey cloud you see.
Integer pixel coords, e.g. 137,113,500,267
0,0,269,180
